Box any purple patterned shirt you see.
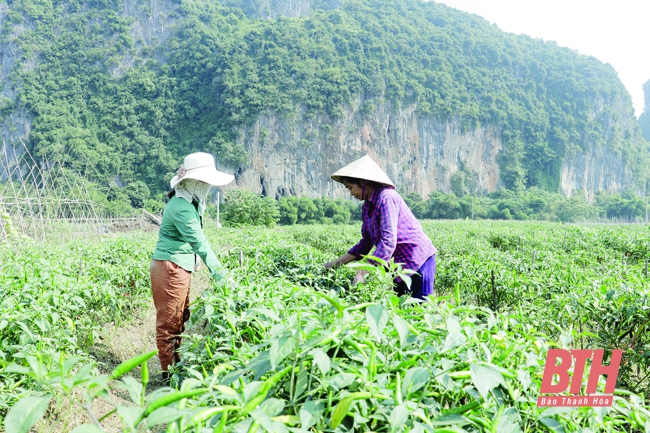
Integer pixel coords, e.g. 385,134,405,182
348,187,437,272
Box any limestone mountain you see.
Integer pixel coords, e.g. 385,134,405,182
0,0,646,201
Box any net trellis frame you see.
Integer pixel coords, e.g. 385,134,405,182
0,140,116,241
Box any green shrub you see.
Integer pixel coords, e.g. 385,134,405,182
123,181,150,209
277,196,355,225
221,189,280,227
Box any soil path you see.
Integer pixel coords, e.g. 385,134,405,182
36,270,211,433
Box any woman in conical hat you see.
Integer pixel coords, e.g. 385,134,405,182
325,155,438,299
150,152,234,382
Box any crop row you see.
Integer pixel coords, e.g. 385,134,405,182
3,221,650,432
0,234,154,414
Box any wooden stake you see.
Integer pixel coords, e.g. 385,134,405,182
579,321,584,350
491,270,497,312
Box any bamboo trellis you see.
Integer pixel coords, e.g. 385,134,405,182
0,140,107,241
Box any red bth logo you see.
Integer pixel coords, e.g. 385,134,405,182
537,349,623,407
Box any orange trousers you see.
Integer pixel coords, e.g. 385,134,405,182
150,259,192,372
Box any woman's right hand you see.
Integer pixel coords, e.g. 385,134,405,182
352,270,369,285
211,269,227,283
324,260,338,270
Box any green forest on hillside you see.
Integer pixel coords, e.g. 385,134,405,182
0,0,648,206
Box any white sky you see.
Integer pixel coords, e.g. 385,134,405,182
433,0,650,117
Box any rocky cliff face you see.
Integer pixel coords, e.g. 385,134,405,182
640,80,650,142
250,0,313,18
234,97,639,200
560,144,630,201
559,94,637,200
233,100,504,199
110,0,178,78
0,3,33,165
239,0,339,19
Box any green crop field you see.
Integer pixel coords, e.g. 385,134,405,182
2,221,650,432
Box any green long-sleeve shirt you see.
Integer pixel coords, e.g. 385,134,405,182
152,196,223,278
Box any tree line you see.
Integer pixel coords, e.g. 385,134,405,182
198,188,650,226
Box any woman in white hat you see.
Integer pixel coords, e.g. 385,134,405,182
150,152,234,379
325,155,437,299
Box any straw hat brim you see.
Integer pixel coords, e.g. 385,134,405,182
331,155,394,187
170,166,235,189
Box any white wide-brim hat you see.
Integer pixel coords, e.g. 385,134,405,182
331,154,395,187
170,152,235,189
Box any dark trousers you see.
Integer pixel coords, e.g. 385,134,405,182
394,254,436,299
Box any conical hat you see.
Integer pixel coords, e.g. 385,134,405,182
331,155,394,187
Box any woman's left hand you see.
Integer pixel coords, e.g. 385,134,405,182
353,270,369,285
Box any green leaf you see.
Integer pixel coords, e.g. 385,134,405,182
300,400,324,429
431,414,472,426
250,408,274,430
269,336,296,370
117,406,145,430
260,398,285,417
328,373,357,391
146,407,186,427
366,304,389,342
393,315,410,348
409,422,426,433
73,363,94,386
116,376,142,404
331,397,354,429
70,425,107,433
400,274,412,290
389,404,408,431
4,395,52,433
538,417,565,433
311,348,330,375
441,331,466,353
487,314,498,329
517,370,531,390
220,368,244,386
402,367,430,397
446,316,461,334
494,407,522,433
250,308,281,322
365,255,388,267
294,368,308,399
469,363,505,400
243,381,264,403
3,363,30,375
346,263,376,271
250,408,288,433
248,352,272,380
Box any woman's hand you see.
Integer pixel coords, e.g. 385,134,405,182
325,253,358,271
211,269,227,283
324,260,338,270
353,270,369,285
